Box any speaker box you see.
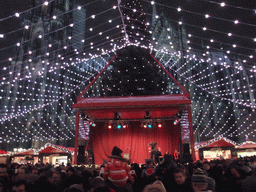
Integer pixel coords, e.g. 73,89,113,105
77,156,85,165
78,145,85,156
183,143,190,154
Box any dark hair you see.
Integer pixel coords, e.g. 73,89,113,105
93,187,111,192
173,168,186,176
12,180,27,190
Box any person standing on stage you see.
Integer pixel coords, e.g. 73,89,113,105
154,147,162,165
148,142,157,160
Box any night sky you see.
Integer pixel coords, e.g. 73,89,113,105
0,0,255,68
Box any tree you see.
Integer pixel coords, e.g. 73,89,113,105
102,46,168,96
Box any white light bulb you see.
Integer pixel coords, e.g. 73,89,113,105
0,34,4,38
15,13,20,17
220,2,225,7
234,20,239,24
177,7,181,12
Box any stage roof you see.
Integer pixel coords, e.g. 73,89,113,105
73,94,191,120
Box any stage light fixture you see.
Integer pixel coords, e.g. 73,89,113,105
174,111,182,125
173,119,179,125
123,124,127,129
143,124,147,128
114,112,121,120
117,124,122,129
147,124,152,128
157,123,162,128
144,111,151,119
108,124,112,129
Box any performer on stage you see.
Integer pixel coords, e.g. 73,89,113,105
148,141,157,160
154,147,162,164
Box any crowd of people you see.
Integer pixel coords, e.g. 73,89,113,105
0,146,255,192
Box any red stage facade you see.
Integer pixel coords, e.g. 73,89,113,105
72,53,194,164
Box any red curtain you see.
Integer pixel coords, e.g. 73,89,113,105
91,120,180,165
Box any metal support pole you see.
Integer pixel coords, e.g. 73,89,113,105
188,106,195,161
74,110,80,165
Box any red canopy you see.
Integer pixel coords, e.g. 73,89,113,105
237,142,256,149
38,146,69,154
0,149,7,154
73,94,191,120
203,139,235,148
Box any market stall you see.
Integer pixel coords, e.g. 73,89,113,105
236,141,256,158
0,149,8,164
37,144,73,165
195,137,237,161
12,149,38,164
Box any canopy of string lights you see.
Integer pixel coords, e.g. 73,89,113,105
0,0,255,151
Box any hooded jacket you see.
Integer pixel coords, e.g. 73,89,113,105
103,155,132,187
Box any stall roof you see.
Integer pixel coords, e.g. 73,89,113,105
0,149,7,154
236,141,256,149
73,94,191,120
38,146,69,154
203,139,235,148
13,149,36,156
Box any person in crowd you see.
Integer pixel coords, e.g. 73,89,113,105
165,168,193,192
241,156,256,192
142,180,166,192
191,168,212,192
11,180,27,192
14,166,27,182
141,159,155,179
0,164,11,191
102,146,133,192
89,177,105,192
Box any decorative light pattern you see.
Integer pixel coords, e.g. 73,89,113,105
0,0,255,150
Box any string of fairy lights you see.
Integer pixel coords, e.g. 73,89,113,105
0,0,255,145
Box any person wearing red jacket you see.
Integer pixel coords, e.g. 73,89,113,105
103,146,132,191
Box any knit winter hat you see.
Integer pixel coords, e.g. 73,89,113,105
111,146,123,156
191,168,207,184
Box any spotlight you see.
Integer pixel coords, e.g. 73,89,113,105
147,124,152,128
173,119,180,125
108,124,112,129
117,124,122,129
157,123,162,128
143,124,147,128
123,124,127,129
